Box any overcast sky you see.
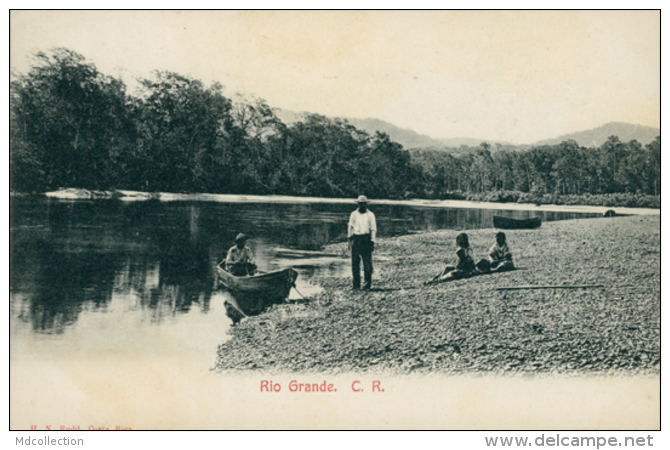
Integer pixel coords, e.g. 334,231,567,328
10,10,660,144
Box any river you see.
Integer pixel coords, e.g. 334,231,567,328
10,195,603,367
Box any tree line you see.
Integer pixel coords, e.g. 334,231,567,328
10,49,660,206
412,136,660,199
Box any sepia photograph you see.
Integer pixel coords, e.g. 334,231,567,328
8,10,660,433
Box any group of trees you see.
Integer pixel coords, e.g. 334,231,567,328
10,49,417,199
412,136,660,199
10,49,661,203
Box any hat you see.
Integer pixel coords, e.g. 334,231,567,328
234,233,247,242
356,195,368,203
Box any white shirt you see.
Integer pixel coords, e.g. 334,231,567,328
348,209,377,242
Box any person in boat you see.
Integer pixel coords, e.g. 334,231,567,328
428,232,477,283
488,231,514,272
348,195,377,290
225,233,257,276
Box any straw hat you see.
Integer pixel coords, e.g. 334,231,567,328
356,195,368,203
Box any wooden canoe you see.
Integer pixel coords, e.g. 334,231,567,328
493,215,542,229
216,265,298,322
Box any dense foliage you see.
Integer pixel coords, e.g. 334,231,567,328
411,138,661,199
10,49,661,208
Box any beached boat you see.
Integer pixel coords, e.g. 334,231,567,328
216,265,298,322
493,215,542,229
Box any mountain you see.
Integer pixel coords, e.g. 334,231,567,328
532,122,660,148
275,109,498,150
344,118,444,148
275,110,659,150
274,109,305,125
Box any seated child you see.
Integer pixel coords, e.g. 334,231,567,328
428,233,477,283
488,231,514,272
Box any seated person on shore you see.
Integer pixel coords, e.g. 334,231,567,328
428,233,477,283
225,233,257,276
488,231,514,272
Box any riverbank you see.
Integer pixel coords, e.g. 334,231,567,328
36,188,660,216
215,214,660,374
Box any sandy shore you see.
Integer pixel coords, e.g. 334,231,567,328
41,188,660,215
216,214,660,374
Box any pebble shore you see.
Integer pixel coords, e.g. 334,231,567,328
215,215,660,374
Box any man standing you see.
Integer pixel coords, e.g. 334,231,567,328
348,195,377,290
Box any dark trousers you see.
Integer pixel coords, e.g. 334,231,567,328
351,234,373,288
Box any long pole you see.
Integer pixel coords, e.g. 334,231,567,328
496,285,604,291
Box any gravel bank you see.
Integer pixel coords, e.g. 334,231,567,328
215,215,660,374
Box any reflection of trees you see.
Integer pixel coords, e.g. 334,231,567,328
152,245,213,318
12,239,117,334
10,199,219,332
121,227,215,323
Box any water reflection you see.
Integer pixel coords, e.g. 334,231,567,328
10,197,600,336
11,241,116,334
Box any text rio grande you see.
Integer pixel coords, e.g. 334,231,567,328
261,380,336,392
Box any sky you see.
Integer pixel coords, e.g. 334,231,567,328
9,10,660,144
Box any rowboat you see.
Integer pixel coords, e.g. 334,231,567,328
493,215,542,229
216,265,298,323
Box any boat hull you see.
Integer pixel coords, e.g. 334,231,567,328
493,215,542,229
216,266,298,322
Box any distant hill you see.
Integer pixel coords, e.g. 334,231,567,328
275,109,499,150
274,109,305,125
275,110,659,151
344,118,443,148
533,122,660,147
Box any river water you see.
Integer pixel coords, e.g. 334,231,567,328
10,196,601,367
